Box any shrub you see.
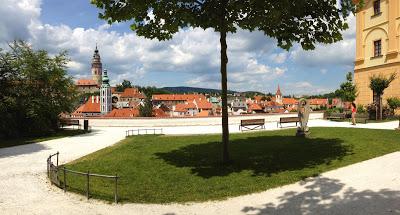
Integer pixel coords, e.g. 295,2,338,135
367,104,391,120
357,105,366,113
387,97,400,115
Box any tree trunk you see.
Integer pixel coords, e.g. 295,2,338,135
376,94,383,120
379,96,383,120
220,30,230,164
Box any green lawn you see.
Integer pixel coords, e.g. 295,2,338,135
62,127,400,203
0,129,88,148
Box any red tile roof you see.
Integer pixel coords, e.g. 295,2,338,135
310,98,328,105
282,98,298,105
76,79,98,86
75,96,101,113
254,95,266,103
111,87,118,94
195,98,213,109
152,94,206,101
249,103,263,111
106,108,139,117
175,102,196,112
265,101,284,107
153,108,168,117
120,88,146,99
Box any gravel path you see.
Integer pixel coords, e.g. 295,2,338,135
0,120,399,215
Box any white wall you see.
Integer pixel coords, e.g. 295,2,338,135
77,112,324,127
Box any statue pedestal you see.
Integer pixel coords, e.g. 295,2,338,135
296,127,310,137
296,131,310,137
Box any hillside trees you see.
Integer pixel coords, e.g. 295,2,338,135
0,41,77,138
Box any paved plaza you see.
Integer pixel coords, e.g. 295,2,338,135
0,120,399,214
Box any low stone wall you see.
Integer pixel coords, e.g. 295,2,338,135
76,112,324,127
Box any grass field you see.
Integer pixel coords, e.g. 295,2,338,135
0,129,88,148
61,127,400,203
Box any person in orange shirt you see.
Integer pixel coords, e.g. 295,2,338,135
351,102,357,125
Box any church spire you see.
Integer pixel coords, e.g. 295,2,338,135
91,45,102,85
276,84,282,96
275,84,283,104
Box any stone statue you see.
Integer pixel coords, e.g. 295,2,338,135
296,98,310,137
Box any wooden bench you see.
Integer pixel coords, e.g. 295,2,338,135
60,119,81,130
239,119,265,131
351,113,369,124
326,113,347,121
277,117,300,128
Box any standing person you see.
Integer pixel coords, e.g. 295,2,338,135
351,102,357,125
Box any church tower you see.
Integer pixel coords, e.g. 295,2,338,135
100,69,112,114
91,45,102,85
275,85,283,104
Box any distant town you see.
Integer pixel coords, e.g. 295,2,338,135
72,47,351,118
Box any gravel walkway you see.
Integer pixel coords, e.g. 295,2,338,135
0,120,399,215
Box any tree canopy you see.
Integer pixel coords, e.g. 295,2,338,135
92,0,358,50
0,41,77,138
116,79,132,92
387,97,400,114
335,72,358,102
369,73,396,97
139,98,154,117
369,73,396,120
91,0,361,163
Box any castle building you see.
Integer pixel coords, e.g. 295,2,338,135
354,0,400,105
76,46,103,94
100,69,112,114
91,45,102,85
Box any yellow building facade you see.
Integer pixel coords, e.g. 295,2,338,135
354,0,400,105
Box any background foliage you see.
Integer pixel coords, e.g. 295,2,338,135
0,41,77,138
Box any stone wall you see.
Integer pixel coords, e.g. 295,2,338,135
355,63,400,106
77,112,324,127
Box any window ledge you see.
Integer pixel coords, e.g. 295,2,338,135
370,55,383,60
371,12,382,18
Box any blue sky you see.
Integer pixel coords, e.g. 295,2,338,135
1,0,356,95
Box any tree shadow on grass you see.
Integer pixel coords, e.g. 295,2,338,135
155,135,352,178
241,177,400,214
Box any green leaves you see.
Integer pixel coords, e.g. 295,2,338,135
387,97,400,112
116,79,132,92
0,41,78,138
139,98,154,117
335,72,358,102
91,0,359,50
369,73,397,96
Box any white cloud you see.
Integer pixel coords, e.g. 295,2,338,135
0,0,356,93
285,81,333,95
290,15,356,68
66,61,85,72
270,52,288,64
186,58,286,91
0,0,41,42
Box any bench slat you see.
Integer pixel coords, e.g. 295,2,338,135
280,117,299,123
241,119,265,126
239,119,265,131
